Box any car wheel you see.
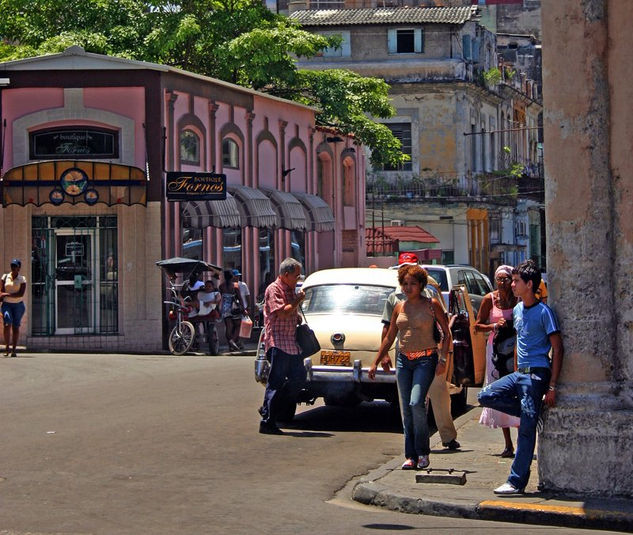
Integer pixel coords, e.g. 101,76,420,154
451,386,468,417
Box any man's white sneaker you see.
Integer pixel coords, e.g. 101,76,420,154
494,482,524,495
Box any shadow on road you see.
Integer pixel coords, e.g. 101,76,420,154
282,431,335,438
286,400,474,435
286,401,403,433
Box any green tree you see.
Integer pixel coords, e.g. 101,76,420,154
0,0,405,166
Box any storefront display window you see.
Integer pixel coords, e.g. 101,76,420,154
222,228,242,270
182,228,202,260
291,230,305,269
259,228,275,292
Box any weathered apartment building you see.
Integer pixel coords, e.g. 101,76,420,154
290,1,544,277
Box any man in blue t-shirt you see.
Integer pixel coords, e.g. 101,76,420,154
478,260,564,495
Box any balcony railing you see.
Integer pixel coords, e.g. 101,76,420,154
366,169,545,206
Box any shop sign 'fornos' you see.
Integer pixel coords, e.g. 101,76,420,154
166,172,227,201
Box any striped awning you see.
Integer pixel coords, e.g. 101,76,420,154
293,192,335,232
229,185,279,228
261,188,308,230
181,193,241,228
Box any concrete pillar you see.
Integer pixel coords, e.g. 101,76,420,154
540,0,633,497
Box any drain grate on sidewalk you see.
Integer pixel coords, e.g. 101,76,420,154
415,468,467,485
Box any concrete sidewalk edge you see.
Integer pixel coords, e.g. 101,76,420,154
352,409,633,532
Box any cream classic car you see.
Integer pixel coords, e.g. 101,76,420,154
254,267,485,421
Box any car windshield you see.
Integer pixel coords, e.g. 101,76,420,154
303,284,395,316
425,269,448,291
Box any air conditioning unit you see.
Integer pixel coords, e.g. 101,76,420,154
390,219,404,227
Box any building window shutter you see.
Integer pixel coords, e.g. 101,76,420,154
414,29,423,53
463,35,471,60
388,29,397,54
342,37,351,57
472,38,480,61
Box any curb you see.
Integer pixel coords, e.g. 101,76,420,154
351,408,633,532
477,500,633,532
353,480,480,519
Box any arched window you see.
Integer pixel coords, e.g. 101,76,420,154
180,129,200,165
222,138,239,169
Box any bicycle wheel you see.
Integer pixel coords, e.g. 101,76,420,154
168,321,195,355
207,322,220,356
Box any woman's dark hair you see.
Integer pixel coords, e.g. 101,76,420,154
512,260,542,292
223,269,234,282
398,264,428,288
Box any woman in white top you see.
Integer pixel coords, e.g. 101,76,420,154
0,259,27,357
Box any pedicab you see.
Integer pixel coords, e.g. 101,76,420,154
156,257,223,355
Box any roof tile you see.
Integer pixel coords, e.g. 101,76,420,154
290,6,478,27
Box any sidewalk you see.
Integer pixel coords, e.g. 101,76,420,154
352,405,633,532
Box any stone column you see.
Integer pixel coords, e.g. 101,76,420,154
540,0,633,497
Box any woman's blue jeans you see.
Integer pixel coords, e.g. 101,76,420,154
477,368,550,490
396,352,438,459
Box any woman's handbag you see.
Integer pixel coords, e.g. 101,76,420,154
230,293,243,316
296,307,321,357
492,322,516,378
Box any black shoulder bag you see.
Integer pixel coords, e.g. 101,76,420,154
492,320,516,377
296,306,321,357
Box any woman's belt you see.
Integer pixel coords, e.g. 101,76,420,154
401,348,437,360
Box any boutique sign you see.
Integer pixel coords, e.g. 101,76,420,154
30,127,119,159
166,172,227,201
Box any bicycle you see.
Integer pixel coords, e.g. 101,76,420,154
157,257,222,356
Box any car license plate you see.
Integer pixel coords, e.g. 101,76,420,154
320,350,351,366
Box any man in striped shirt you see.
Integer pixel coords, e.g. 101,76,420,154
259,258,306,435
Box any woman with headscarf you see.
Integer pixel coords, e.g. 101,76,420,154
474,265,520,458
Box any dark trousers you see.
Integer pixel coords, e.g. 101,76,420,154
260,347,306,425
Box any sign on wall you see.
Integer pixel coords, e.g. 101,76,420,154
30,127,119,159
166,172,227,201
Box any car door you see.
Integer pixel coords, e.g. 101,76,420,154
449,284,486,387
459,269,487,317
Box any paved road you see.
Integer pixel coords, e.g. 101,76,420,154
0,353,620,534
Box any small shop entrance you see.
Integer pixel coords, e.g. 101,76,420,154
32,215,118,336
54,230,94,334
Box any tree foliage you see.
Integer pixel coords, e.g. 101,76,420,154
0,0,405,166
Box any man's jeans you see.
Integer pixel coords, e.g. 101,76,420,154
477,368,551,490
396,352,438,459
261,347,306,425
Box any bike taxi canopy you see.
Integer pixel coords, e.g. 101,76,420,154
156,257,222,279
